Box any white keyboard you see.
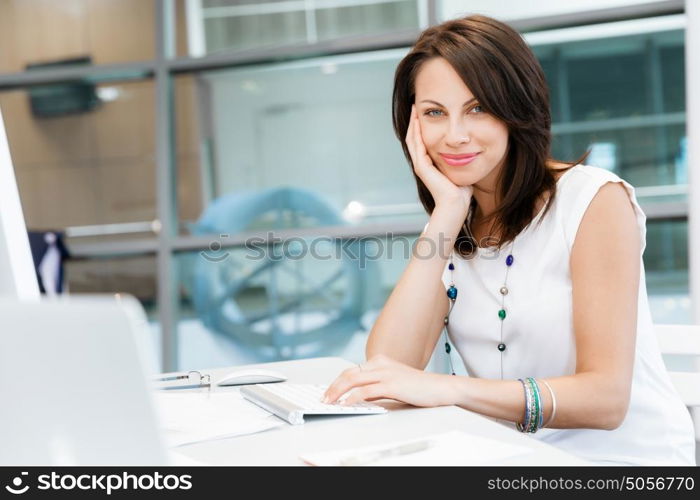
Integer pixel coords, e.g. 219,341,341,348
240,383,387,425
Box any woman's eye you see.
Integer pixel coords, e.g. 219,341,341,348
423,106,482,117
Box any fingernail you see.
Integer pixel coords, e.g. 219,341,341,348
322,396,329,404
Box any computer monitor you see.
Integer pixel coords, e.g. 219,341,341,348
0,296,168,465
0,106,40,300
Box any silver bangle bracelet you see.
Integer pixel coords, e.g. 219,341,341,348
540,379,557,428
516,378,532,432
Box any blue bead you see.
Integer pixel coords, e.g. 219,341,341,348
448,263,455,271
445,342,451,354
447,286,458,300
506,255,514,266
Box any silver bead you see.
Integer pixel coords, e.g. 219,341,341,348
499,286,509,295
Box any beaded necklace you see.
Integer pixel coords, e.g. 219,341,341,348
442,207,515,379
440,171,564,379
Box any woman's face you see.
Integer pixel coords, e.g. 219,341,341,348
414,57,509,190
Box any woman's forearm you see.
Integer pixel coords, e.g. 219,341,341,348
442,372,630,431
366,205,468,368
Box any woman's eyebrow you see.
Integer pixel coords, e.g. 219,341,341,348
419,98,478,107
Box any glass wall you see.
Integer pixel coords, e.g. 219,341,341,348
174,233,420,368
532,27,688,299
0,0,429,371
0,3,690,370
0,79,157,230
0,74,163,362
175,22,690,371
175,49,426,236
534,29,686,192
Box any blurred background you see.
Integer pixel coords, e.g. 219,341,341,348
0,0,692,373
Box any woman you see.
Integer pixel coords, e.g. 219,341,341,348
322,15,696,465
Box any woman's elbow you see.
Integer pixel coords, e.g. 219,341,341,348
365,343,378,361
598,394,631,431
365,339,392,363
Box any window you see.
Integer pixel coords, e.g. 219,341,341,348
529,19,689,320
178,0,423,57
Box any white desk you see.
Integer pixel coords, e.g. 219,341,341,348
171,357,588,466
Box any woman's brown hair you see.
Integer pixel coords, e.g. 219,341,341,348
392,14,588,256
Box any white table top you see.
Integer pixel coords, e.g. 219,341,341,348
170,357,588,466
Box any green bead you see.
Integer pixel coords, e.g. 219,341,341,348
498,309,506,320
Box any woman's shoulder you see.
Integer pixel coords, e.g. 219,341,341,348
551,164,631,207
552,163,631,209
553,163,646,253
557,163,625,186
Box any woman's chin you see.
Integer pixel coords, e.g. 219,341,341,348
445,175,478,187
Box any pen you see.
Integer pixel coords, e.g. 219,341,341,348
152,371,211,390
156,383,209,390
155,374,195,382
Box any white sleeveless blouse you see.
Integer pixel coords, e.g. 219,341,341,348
438,164,695,465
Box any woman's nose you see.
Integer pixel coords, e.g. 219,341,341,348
445,122,471,149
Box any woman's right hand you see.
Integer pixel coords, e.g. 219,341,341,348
406,104,473,214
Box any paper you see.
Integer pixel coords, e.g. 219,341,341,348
154,391,285,447
166,451,210,466
300,430,534,466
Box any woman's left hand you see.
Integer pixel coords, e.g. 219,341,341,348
322,354,456,408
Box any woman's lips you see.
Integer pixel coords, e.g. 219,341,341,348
439,152,480,166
